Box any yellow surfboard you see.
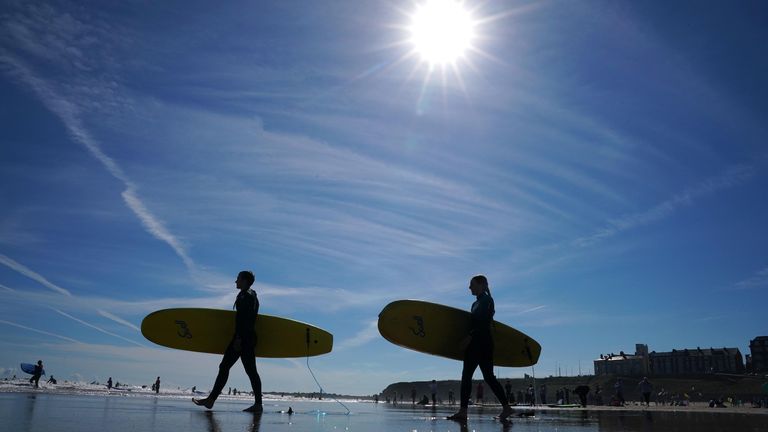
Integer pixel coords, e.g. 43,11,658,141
378,300,540,367
141,308,332,358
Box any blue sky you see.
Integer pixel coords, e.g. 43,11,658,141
1,0,766,395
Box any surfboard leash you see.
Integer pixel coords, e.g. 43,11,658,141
305,328,351,415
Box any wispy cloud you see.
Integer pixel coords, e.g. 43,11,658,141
97,310,141,332
0,285,232,318
0,319,81,344
51,308,145,347
572,163,755,248
515,305,547,314
121,189,194,270
336,320,380,350
0,254,72,296
731,266,768,291
0,4,196,274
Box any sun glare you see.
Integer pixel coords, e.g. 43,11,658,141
409,0,475,66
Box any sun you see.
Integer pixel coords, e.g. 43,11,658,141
409,0,475,66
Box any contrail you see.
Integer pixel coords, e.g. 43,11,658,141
51,308,146,347
0,55,195,271
98,310,141,332
0,254,72,296
0,319,81,344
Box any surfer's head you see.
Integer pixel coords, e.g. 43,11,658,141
469,274,489,296
236,270,255,289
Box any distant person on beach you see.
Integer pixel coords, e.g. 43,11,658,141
29,361,43,388
154,377,160,394
574,385,590,407
539,383,547,405
411,386,417,405
638,377,652,406
194,271,263,413
476,382,484,405
430,380,437,405
447,275,512,422
614,379,625,405
107,377,113,389
47,375,57,385
448,389,455,405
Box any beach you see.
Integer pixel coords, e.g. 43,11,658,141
2,382,766,432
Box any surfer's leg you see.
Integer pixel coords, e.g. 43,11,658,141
479,360,507,405
207,343,239,403
478,348,511,420
448,352,480,420
240,349,262,410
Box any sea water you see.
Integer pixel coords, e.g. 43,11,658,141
1,392,765,432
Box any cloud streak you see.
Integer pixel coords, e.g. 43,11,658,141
0,319,81,344
51,308,145,347
336,320,380,350
0,5,196,273
97,310,141,332
572,164,756,248
0,254,72,296
731,266,768,291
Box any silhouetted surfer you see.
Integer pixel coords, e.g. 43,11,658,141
29,360,43,388
448,275,512,422
194,271,262,413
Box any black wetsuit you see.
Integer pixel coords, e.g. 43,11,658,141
209,288,262,404
458,292,508,408
30,364,42,388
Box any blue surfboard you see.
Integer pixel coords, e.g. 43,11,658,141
20,363,45,376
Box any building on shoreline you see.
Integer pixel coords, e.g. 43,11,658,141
594,343,746,376
594,344,650,376
749,336,768,373
649,347,744,375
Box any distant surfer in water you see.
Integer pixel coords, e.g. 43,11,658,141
193,270,263,413
448,275,512,422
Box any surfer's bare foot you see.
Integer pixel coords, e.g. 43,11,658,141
447,410,467,422
498,405,513,421
193,397,214,409
243,403,263,413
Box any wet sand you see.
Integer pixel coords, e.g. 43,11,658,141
3,391,767,432
528,403,768,416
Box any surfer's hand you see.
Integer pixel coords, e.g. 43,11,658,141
233,337,242,352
